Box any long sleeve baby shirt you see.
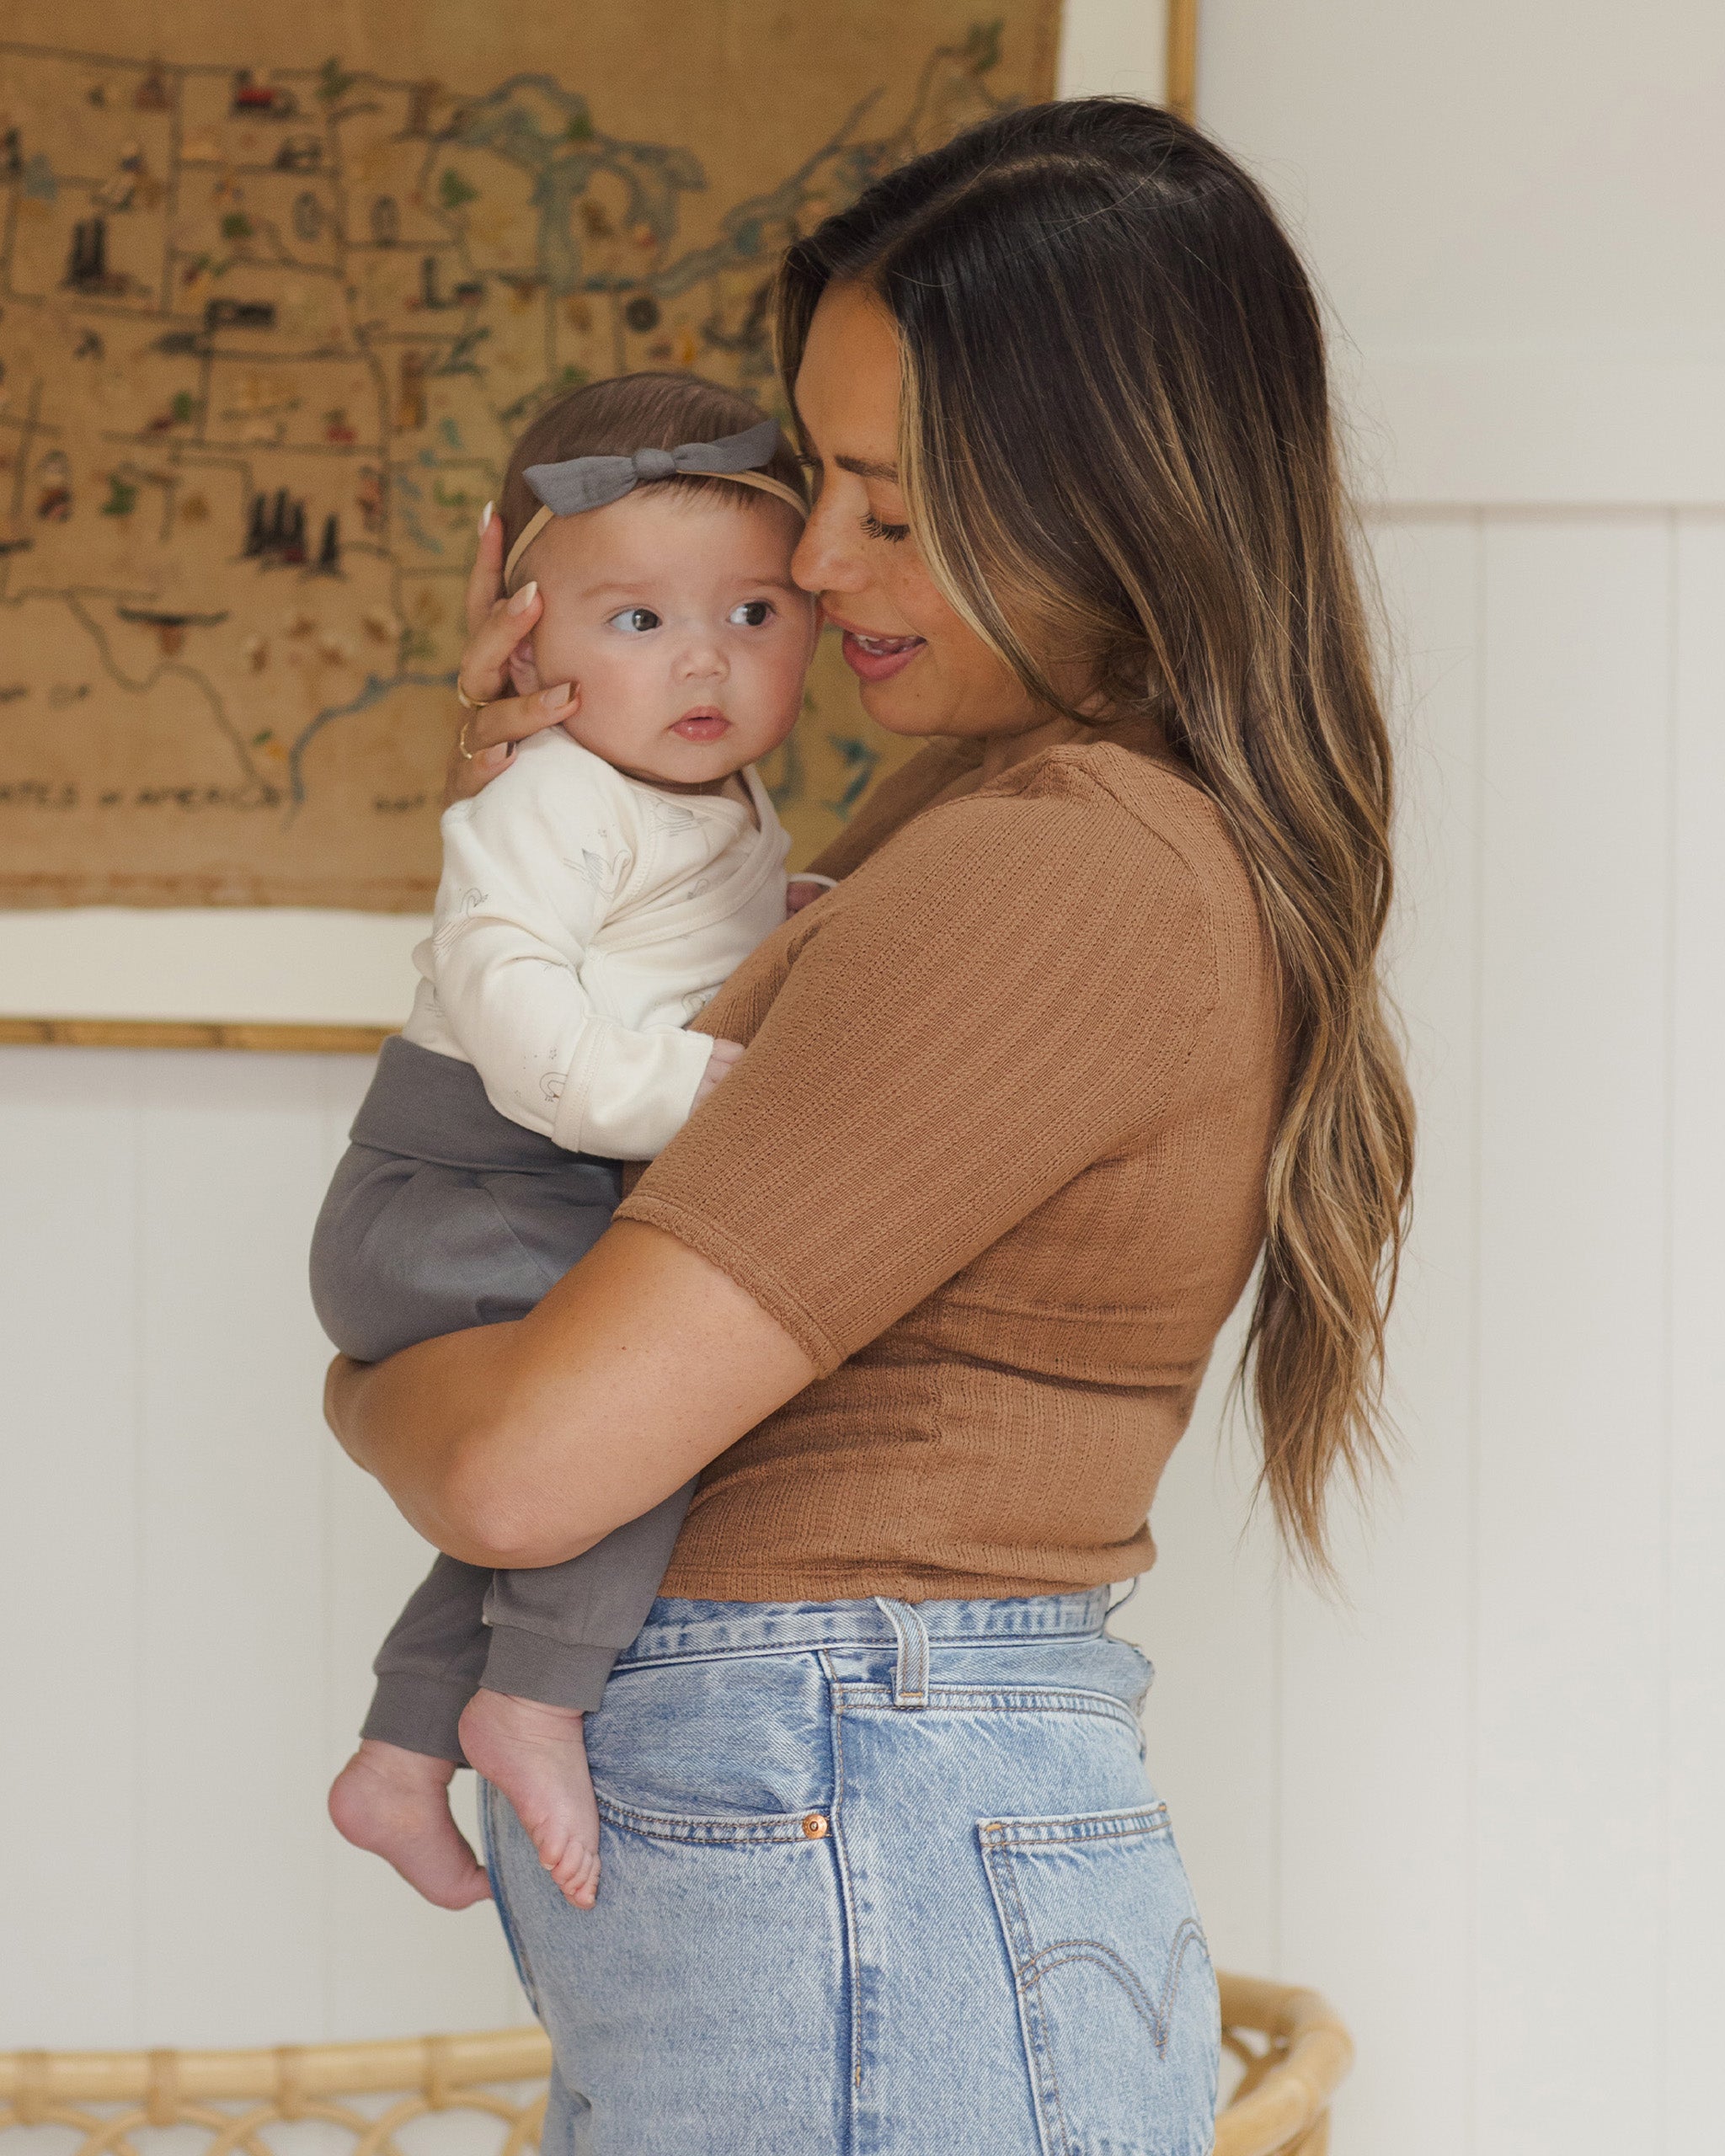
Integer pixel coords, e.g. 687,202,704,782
401,728,791,1160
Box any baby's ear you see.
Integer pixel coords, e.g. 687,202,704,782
507,641,543,696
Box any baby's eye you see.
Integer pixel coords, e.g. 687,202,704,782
607,606,661,633
729,600,773,627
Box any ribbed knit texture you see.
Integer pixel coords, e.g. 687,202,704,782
617,719,1286,1602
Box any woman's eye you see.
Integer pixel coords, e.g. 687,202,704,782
608,606,661,633
729,600,773,627
861,510,911,545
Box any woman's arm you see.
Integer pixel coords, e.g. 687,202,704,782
325,1219,817,1569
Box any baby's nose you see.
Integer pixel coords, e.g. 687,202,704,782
677,636,726,677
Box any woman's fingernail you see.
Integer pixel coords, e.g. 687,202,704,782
507,579,538,615
544,681,571,709
479,500,494,534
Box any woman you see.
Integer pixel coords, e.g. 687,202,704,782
327,99,1413,2155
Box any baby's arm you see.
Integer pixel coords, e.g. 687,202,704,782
429,757,740,1156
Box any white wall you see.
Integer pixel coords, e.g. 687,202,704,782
3,8,1723,2156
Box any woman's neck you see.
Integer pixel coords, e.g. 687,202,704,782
975,705,1169,785
976,711,1099,787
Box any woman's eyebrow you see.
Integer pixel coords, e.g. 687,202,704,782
834,454,900,482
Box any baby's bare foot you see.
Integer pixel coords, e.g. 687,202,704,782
328,1740,491,1910
458,1689,601,1909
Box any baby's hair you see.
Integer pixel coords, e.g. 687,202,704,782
498,372,807,567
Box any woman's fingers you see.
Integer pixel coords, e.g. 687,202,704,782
463,503,505,637
446,506,570,803
456,577,543,708
444,680,578,804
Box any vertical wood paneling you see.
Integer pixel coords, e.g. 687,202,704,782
1277,515,1483,2156
1664,512,1725,2144
135,1052,337,2044
1473,515,1671,2153
0,1049,143,2044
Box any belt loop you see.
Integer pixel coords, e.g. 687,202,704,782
873,1597,929,1708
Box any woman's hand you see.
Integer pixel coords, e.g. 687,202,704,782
446,505,580,806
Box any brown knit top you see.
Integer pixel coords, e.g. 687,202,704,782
617,718,1286,1602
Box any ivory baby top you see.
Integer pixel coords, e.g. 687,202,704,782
403,728,791,1160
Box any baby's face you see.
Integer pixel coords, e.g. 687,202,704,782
510,487,815,787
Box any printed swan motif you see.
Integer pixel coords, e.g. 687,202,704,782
430,886,489,951
564,829,632,896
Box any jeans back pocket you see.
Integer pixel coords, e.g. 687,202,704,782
980,1805,1220,2156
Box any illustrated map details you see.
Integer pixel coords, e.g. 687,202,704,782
0,25,1028,904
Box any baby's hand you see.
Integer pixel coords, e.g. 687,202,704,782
787,877,831,916
692,1038,746,1110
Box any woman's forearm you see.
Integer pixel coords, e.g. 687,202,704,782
325,1219,818,1568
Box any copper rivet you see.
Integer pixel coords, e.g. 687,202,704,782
803,1812,829,1839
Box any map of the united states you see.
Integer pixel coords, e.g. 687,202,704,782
0,23,1030,903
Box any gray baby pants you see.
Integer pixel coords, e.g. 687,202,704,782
310,1034,693,1762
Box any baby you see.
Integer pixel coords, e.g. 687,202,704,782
311,373,822,1912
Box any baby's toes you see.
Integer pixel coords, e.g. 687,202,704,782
555,1844,601,1909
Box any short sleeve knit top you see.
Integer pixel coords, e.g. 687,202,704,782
617,718,1287,1602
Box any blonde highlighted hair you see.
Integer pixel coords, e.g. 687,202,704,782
776,99,1415,1574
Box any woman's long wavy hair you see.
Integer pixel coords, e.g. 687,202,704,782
776,99,1415,1575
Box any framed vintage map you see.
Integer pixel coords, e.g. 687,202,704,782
0,0,1187,1035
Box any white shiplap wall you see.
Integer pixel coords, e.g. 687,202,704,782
3,507,1722,2156
1117,506,1725,2156
0,1049,525,2044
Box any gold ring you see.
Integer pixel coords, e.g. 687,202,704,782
457,718,482,760
454,679,492,712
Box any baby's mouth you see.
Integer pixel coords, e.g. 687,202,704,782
670,708,732,741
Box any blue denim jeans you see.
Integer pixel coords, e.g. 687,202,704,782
482,1590,1220,2156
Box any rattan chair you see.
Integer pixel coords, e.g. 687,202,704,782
0,1974,1350,2156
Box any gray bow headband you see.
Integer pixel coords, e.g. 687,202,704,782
504,416,807,589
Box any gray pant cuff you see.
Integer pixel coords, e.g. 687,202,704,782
483,1629,619,1713
360,1674,473,1764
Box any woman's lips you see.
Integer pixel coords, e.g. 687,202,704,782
671,711,732,741
837,628,927,683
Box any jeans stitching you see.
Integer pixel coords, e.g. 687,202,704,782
611,1612,1112,1671
820,1649,865,2111
979,1807,1206,2153
983,1835,1073,2156
836,1686,1142,1734
593,1794,825,1845
1017,1924,1212,2058
985,1805,1172,1846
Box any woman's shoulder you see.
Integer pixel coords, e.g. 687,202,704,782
992,728,1243,877
822,728,1274,1019
889,729,1252,907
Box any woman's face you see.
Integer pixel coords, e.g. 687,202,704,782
791,281,1048,742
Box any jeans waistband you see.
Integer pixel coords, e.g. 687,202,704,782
616,1588,1115,1670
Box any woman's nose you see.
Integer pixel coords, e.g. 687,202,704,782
793,495,868,596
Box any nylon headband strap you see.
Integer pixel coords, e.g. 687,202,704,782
503,467,809,592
